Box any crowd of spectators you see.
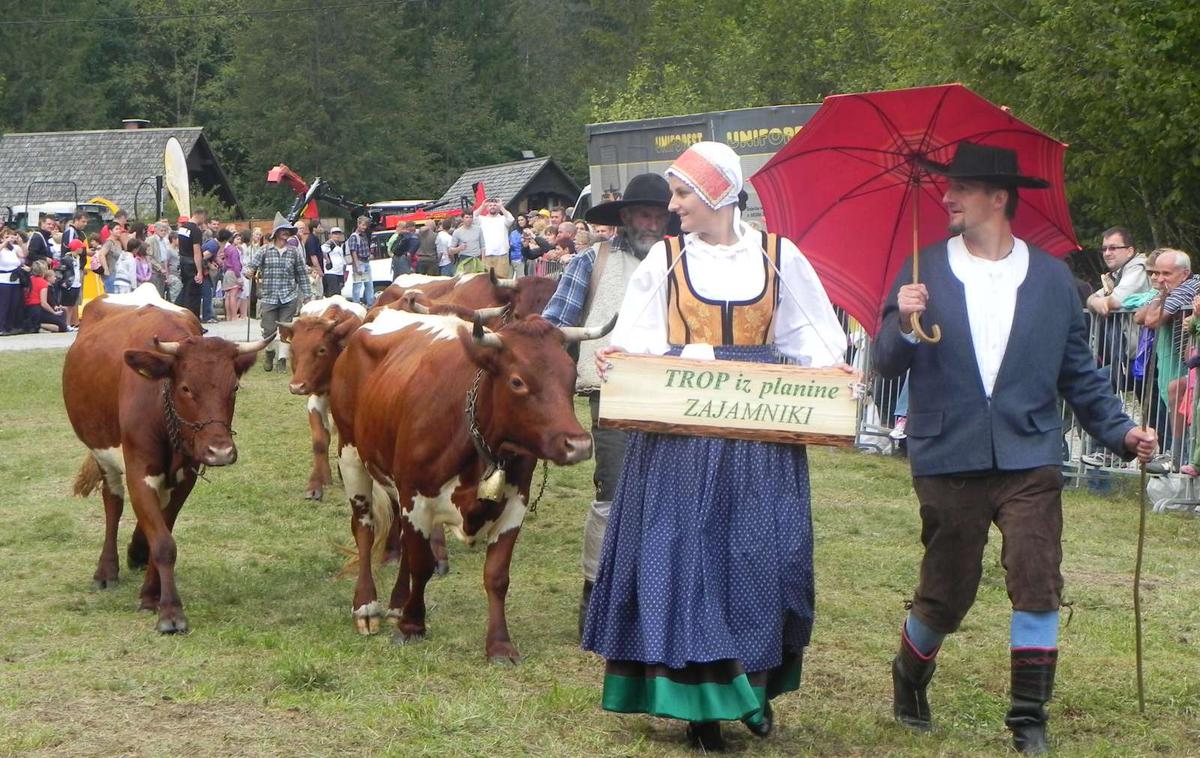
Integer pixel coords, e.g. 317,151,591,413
0,199,615,336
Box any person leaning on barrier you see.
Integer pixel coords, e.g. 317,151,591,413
1086,226,1150,316
1135,248,1199,472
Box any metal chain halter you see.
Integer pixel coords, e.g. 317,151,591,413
465,368,505,478
464,369,551,514
162,378,235,456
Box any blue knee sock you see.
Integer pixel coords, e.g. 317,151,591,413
1010,610,1059,649
904,612,945,657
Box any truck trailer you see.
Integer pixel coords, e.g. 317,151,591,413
584,103,819,226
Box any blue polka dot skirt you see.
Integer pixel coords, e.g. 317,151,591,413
582,345,813,723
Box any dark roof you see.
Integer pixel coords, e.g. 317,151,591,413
433,157,579,210
0,126,242,217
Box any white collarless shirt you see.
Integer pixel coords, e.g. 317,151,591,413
946,234,1029,398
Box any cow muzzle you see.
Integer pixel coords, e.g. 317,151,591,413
558,433,594,465
202,444,238,467
288,380,309,396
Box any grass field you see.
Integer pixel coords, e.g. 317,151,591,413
1,348,1198,757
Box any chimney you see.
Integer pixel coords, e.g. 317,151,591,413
122,118,151,130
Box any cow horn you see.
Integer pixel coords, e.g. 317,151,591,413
411,300,431,314
237,335,276,354
475,304,509,321
494,276,519,289
472,315,504,349
560,312,618,343
154,338,181,355
276,320,295,329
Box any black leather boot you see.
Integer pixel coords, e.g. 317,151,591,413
892,628,938,732
1005,648,1057,755
685,721,725,752
577,579,594,640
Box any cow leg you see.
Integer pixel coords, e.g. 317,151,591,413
340,445,382,634
430,525,450,576
386,538,411,628
393,522,435,644
126,526,149,570
483,528,522,664
305,394,333,500
382,501,403,566
93,483,124,589
130,467,193,634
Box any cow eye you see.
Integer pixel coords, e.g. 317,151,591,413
509,375,527,392
180,384,192,396
317,346,327,356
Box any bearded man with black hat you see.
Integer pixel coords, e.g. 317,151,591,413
874,142,1158,754
541,173,672,636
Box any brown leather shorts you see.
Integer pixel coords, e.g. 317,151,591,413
909,466,1064,634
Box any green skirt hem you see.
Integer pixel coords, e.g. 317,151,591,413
600,658,801,723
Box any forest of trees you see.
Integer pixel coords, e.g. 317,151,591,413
1,0,1196,253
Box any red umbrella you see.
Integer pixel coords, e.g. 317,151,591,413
750,83,1079,340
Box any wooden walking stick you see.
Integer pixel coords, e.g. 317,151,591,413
1133,334,1158,714
908,181,941,344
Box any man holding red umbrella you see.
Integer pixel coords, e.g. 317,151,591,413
874,142,1158,754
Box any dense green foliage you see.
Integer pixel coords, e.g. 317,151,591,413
2,0,1196,251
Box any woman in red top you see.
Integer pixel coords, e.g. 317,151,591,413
25,260,69,333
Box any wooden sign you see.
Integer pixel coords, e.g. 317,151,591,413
598,354,857,447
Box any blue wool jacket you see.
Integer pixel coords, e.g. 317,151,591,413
874,239,1135,477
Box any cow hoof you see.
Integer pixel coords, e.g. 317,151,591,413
391,629,426,645
354,615,381,635
304,487,323,501
433,561,450,577
91,576,118,590
352,602,382,635
489,654,522,666
156,615,189,634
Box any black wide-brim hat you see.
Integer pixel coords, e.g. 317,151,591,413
917,141,1050,189
584,173,671,226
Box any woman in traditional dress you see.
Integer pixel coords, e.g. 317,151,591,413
584,142,851,751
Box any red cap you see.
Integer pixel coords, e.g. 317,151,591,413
69,239,85,251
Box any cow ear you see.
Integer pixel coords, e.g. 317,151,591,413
277,324,294,344
233,351,259,376
457,326,500,373
124,348,175,380
331,316,358,347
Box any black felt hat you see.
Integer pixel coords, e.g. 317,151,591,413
918,141,1049,189
584,173,671,226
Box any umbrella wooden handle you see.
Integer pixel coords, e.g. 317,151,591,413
909,312,942,343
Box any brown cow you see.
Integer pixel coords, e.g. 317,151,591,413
63,284,271,633
276,295,367,501
330,309,612,661
371,271,558,327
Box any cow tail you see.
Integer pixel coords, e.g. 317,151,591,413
336,481,396,577
369,480,394,566
73,454,103,497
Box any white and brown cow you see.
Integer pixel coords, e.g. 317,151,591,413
330,309,612,661
64,284,271,633
276,295,367,501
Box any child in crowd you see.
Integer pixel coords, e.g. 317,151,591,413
135,240,154,288
25,260,70,333
112,239,139,293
